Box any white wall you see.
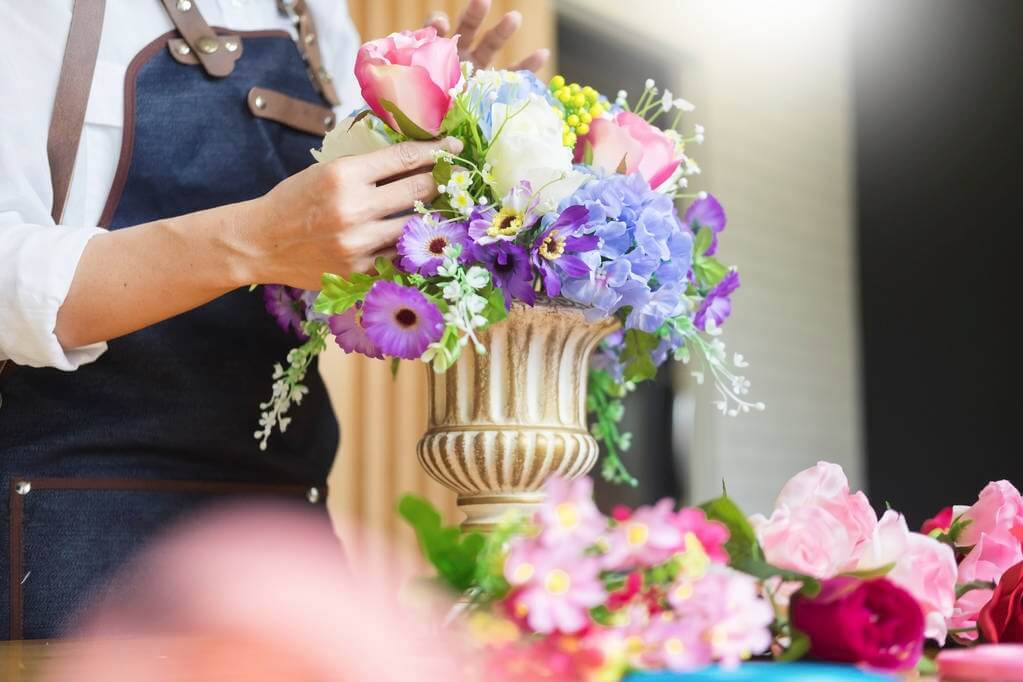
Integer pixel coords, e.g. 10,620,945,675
559,0,863,513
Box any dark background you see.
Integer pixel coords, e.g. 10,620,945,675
854,0,1022,524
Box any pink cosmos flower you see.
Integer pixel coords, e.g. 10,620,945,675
575,112,683,190
950,529,1023,639
602,499,685,570
956,480,1023,547
504,538,606,634
671,508,730,564
636,617,711,672
535,477,607,550
355,28,460,136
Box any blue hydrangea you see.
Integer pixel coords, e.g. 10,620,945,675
558,173,694,333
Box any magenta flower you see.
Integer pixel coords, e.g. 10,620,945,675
396,216,469,276
530,206,599,297
693,269,740,331
328,305,384,359
790,577,925,671
360,281,444,359
535,476,607,549
471,240,536,308
603,499,686,571
504,537,606,634
684,193,727,255
671,508,730,564
263,284,309,339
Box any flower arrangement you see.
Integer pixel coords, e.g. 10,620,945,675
254,27,763,483
399,462,1023,679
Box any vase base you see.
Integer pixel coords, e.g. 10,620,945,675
457,492,546,533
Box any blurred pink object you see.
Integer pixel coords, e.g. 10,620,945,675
956,480,1023,546
937,644,1023,681
577,112,682,190
42,502,472,682
355,28,460,136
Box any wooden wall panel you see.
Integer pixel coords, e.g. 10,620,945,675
324,0,555,562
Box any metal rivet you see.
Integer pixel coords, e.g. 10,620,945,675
197,37,219,54
176,43,191,56
324,114,335,128
306,487,320,504
304,33,316,46
15,480,31,496
224,40,239,53
317,68,332,84
254,95,266,110
176,0,192,11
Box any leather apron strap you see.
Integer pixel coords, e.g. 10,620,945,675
48,0,106,225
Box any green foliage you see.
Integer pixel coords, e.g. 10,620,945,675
692,254,728,289
776,628,811,662
620,329,660,383
694,227,713,255
379,98,435,141
841,563,896,580
315,272,374,315
472,514,528,602
956,580,996,599
587,369,637,486
398,495,484,592
432,159,453,187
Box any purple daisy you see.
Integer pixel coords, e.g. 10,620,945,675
328,305,384,359
264,284,309,339
396,216,469,276
360,281,444,359
530,205,598,297
467,182,542,246
694,269,741,330
472,240,536,308
683,193,727,255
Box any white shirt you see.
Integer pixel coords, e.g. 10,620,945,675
0,0,361,369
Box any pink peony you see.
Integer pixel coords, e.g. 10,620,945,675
576,112,682,190
751,504,859,578
950,529,1023,638
504,537,606,634
602,499,685,570
355,28,460,136
535,477,606,550
956,480,1023,547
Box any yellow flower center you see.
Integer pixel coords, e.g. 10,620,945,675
544,568,571,595
511,562,535,584
626,522,649,547
664,638,686,657
624,636,646,657
488,207,524,237
539,230,567,260
555,502,579,529
671,581,693,603
678,532,710,580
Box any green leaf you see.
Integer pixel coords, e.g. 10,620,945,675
615,154,629,174
374,255,402,283
483,284,509,324
916,654,938,676
777,628,811,662
693,226,713,255
620,329,660,383
693,255,728,288
346,109,372,131
582,140,594,166
956,579,996,599
315,271,375,314
440,101,468,136
398,495,484,592
379,98,436,141
390,357,401,379
432,159,453,187
841,562,896,580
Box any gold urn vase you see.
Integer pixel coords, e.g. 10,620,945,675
417,300,617,532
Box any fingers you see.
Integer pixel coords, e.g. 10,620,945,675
355,138,462,183
372,172,440,219
424,10,450,36
510,48,551,73
471,10,520,68
454,0,490,55
349,216,409,257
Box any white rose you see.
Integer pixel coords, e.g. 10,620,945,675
485,95,585,210
311,113,392,163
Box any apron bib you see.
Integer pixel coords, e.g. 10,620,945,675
1,8,341,640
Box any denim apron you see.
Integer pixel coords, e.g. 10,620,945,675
0,13,340,640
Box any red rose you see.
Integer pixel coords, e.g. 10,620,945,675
978,560,1023,643
921,506,954,535
791,577,924,671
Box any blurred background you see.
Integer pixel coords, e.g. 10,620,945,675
325,0,1020,559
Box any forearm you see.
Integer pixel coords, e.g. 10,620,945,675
55,200,260,349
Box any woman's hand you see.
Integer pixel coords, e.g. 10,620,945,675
425,0,550,72
237,137,463,290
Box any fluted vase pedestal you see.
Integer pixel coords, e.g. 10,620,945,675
417,301,617,532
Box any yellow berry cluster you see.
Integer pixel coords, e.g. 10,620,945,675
549,75,606,148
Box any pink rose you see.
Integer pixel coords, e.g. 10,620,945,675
576,112,682,190
957,480,1023,547
751,504,858,578
951,529,1023,638
888,531,958,644
355,28,460,137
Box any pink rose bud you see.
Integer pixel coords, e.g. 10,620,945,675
355,28,460,137
575,111,682,190
791,577,925,672
921,506,954,535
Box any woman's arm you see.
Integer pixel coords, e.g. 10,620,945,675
55,137,462,349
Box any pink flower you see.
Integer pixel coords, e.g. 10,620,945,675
576,112,682,190
921,507,954,535
886,529,958,644
671,508,730,564
950,529,1023,638
957,480,1023,547
751,504,859,578
355,28,460,136
504,538,605,634
535,477,606,550
636,617,711,672
603,499,685,570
